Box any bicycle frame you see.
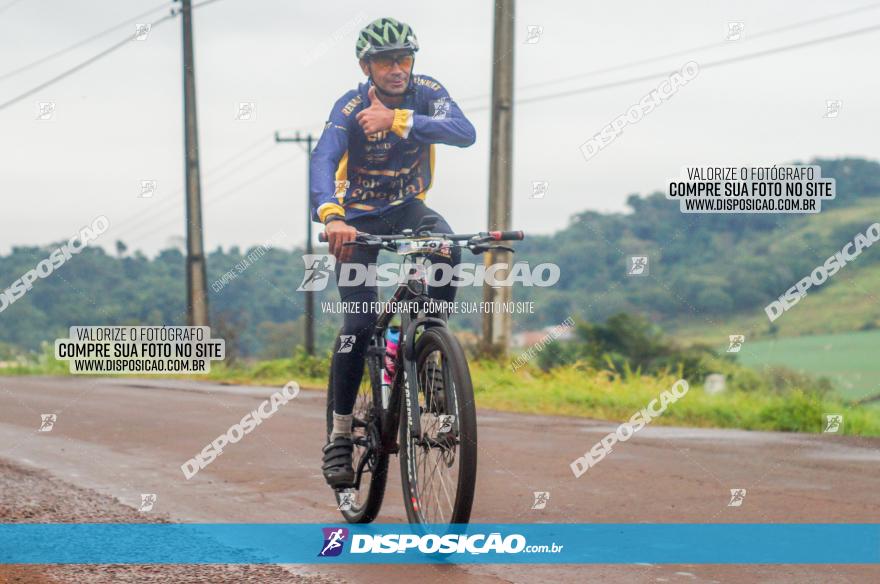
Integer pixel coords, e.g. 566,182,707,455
320,222,524,493
345,254,456,492
372,254,454,456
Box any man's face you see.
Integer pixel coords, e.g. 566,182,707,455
360,50,414,95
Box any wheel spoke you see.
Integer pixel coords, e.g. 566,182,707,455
410,346,462,524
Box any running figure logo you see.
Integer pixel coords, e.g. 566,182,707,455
823,414,843,433
438,414,455,433
235,102,256,121
36,102,56,121
727,335,745,353
134,23,152,41
39,414,57,432
337,335,356,354
531,181,549,199
727,488,747,507
525,25,543,44
298,254,336,291
318,527,349,557
627,256,649,276
824,100,842,119
431,98,451,120
337,492,355,511
140,180,157,198
139,493,157,512
726,22,744,41
531,491,550,510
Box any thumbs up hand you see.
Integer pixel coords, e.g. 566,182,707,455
356,86,395,135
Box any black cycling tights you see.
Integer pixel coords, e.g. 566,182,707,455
330,201,461,415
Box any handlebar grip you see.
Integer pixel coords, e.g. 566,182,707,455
318,232,328,243
489,230,524,241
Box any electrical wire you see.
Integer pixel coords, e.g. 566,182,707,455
0,0,226,112
458,2,880,105
467,22,880,111
0,1,171,82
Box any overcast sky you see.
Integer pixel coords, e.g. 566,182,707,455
1,0,877,255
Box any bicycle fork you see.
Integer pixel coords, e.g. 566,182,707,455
399,316,461,440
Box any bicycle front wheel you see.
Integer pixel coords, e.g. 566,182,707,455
399,327,477,524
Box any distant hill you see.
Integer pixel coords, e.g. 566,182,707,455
2,157,879,357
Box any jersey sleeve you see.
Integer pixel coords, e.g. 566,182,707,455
309,92,356,223
389,77,476,147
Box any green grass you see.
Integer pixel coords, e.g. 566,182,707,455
670,198,880,345
672,264,880,346
665,198,880,402
468,360,880,436
7,349,879,436
203,358,327,390
729,330,880,401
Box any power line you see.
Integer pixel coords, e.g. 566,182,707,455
457,2,880,105
105,138,288,237
200,141,278,186
0,0,225,113
468,22,880,110
0,11,177,112
123,134,274,223
109,140,281,235
122,153,299,242
0,1,171,83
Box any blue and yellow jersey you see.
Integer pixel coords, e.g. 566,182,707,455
309,75,476,223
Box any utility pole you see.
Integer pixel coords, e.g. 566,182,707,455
275,131,316,355
180,0,209,327
483,0,515,356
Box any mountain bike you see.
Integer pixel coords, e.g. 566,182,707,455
319,218,524,525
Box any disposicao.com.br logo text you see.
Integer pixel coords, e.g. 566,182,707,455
317,528,563,556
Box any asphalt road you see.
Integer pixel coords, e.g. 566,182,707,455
1,376,878,583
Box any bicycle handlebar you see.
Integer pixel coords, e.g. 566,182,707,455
317,229,524,244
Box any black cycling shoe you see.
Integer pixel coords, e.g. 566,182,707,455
322,436,355,489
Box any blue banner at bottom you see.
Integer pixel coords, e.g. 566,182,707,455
0,524,877,564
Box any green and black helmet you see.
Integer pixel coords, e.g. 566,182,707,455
355,17,419,59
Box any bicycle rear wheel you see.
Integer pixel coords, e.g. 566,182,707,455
326,334,389,523
399,327,477,524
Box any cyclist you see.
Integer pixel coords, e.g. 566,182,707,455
310,17,476,488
